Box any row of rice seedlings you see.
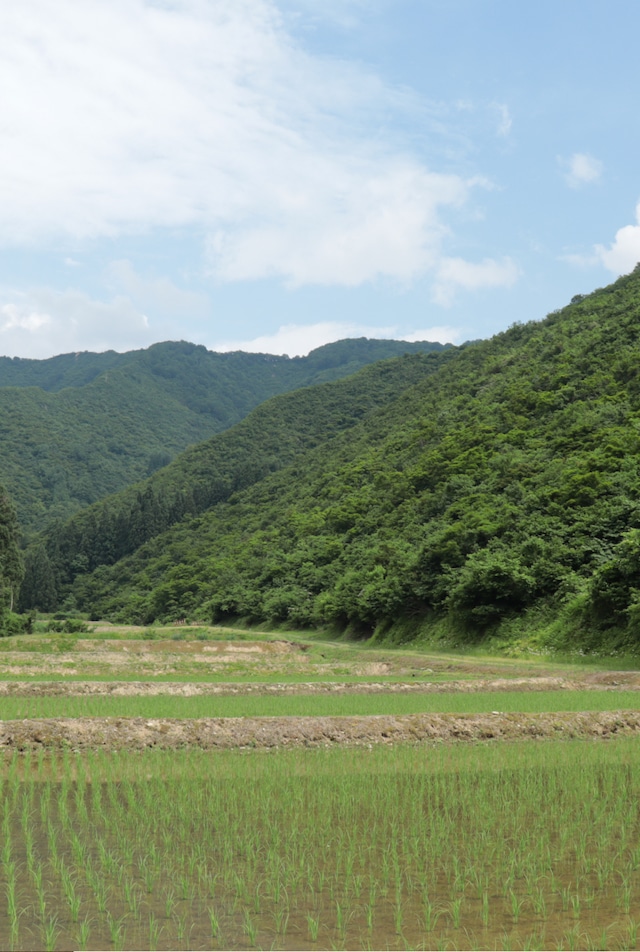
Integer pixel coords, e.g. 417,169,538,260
3,688,640,719
2,738,640,949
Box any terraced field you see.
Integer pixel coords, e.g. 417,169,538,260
1,626,640,950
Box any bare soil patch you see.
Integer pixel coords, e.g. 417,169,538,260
2,710,640,751
0,638,313,678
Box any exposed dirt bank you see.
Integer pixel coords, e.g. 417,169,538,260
2,710,640,751
1,672,639,697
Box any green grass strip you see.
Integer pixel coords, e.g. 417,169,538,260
0,689,639,720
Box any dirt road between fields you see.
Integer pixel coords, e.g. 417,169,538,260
2,710,640,751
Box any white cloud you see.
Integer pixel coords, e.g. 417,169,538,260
207,166,468,287
0,303,51,334
558,251,600,269
0,0,489,290
560,153,603,188
492,102,512,138
403,326,462,345
215,321,395,356
0,289,154,358
595,202,640,274
432,256,520,306
213,319,460,357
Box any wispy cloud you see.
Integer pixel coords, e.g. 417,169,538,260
492,102,512,138
106,260,210,320
559,251,600,269
279,0,375,30
560,153,603,188
432,256,520,306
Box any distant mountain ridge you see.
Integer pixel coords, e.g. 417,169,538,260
0,337,451,536
0,338,452,392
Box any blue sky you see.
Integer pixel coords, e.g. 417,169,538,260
1,0,639,359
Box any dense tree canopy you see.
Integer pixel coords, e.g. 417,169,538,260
23,351,450,609
0,338,449,538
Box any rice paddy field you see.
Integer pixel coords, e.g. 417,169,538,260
1,626,640,950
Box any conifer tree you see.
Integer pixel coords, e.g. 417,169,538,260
0,486,24,623
17,545,57,612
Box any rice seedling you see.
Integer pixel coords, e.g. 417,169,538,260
164,887,176,918
623,918,639,950
335,899,347,940
126,883,142,919
509,889,525,924
67,889,82,924
394,898,405,934
523,931,545,951
208,906,220,939
481,889,490,927
5,866,19,921
106,912,127,951
422,897,441,933
531,885,546,918
273,904,289,935
36,877,47,920
571,891,581,917
307,912,320,940
148,911,162,951
174,911,192,949
243,909,258,946
8,913,21,952
41,913,61,952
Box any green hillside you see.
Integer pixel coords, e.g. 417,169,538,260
0,338,449,537
24,267,640,653
20,351,450,611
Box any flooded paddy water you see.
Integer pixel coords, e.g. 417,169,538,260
1,627,640,950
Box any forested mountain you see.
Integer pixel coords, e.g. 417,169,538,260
19,351,451,611
37,265,640,653
0,338,450,537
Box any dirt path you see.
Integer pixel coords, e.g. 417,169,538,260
2,710,640,751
